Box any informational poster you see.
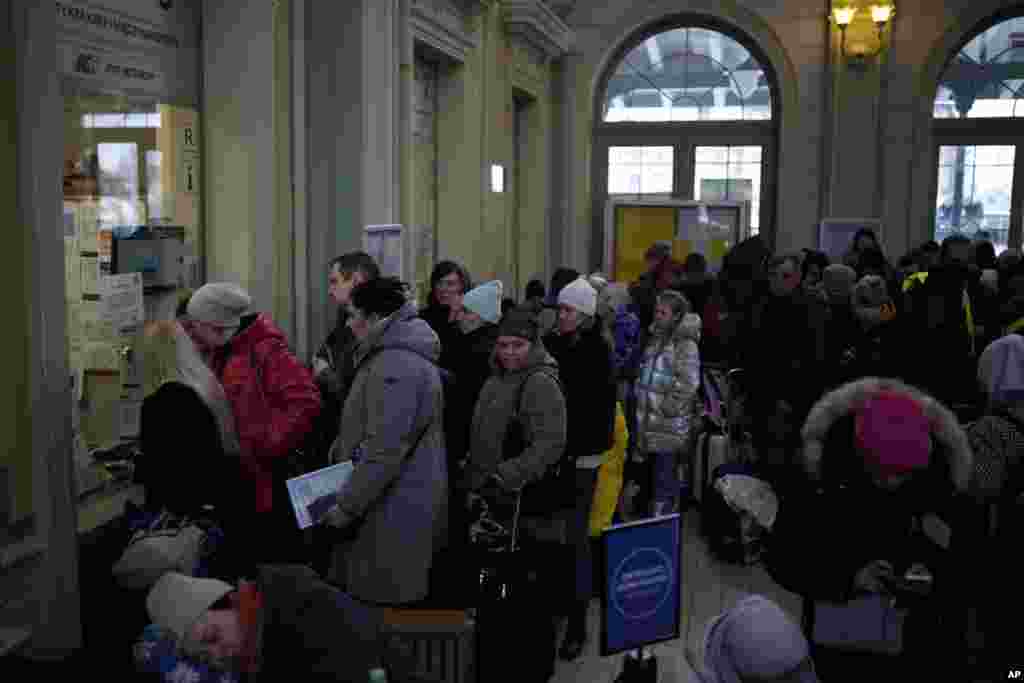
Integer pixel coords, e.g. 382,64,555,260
677,204,740,273
819,218,883,263
363,224,404,280
601,514,682,656
100,272,144,332
613,206,676,284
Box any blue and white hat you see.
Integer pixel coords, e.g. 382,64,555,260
462,280,503,324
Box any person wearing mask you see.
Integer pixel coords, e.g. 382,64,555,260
311,252,380,461
633,290,702,516
143,566,431,682
318,278,447,607
768,379,972,679
420,260,473,371
182,283,322,568
136,319,241,517
690,595,820,683
543,277,618,661
537,267,580,337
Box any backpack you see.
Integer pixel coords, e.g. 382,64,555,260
612,307,642,377
701,462,766,565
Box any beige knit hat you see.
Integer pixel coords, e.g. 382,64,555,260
187,283,251,328
146,572,234,643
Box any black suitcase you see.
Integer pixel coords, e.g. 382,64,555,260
473,493,559,683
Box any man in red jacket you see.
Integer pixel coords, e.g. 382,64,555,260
184,283,322,570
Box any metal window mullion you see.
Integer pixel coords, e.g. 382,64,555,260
679,140,696,200
1010,141,1024,250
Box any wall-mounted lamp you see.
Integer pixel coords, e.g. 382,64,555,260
831,3,895,65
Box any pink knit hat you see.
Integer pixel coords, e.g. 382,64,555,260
854,391,932,479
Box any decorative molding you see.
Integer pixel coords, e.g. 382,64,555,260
508,36,547,97
502,0,573,64
410,0,479,63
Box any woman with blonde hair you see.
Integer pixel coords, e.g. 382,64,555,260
137,318,240,515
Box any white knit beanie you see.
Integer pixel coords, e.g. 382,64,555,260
146,572,234,644
558,277,597,317
187,283,252,328
462,280,503,324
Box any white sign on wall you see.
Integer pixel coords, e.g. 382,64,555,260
58,41,167,94
56,1,192,51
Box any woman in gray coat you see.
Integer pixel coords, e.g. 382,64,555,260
319,278,448,606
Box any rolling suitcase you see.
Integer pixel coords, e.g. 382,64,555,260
473,493,558,683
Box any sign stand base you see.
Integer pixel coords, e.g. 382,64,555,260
614,648,658,683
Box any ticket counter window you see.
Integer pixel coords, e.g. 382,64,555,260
63,90,202,476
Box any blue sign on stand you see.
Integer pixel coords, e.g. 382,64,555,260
600,514,682,656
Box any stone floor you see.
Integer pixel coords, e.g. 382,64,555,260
550,508,803,683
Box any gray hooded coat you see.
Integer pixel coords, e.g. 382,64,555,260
328,302,448,605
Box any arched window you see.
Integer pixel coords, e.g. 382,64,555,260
932,14,1024,253
593,21,778,253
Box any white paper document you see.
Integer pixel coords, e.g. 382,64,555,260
286,461,355,530
101,272,144,330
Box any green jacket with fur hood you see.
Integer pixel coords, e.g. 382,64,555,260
462,343,567,492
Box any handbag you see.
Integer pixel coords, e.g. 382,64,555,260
503,371,574,516
811,594,908,656
112,511,207,590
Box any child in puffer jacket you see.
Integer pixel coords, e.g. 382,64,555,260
634,290,702,516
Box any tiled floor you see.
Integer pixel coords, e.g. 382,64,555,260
551,509,803,683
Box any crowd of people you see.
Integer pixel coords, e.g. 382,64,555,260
126,227,1024,681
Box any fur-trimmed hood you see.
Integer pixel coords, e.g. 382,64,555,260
801,377,973,492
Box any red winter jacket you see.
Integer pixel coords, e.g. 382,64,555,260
213,313,321,513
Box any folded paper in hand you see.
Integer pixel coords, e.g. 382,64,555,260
286,461,354,529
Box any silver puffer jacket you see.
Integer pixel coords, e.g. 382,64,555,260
635,313,702,454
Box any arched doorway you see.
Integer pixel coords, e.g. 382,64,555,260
932,11,1024,253
592,17,780,276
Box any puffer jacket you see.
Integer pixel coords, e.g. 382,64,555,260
213,313,322,514
635,313,702,454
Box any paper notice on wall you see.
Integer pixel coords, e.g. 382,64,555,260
100,273,144,332
120,388,142,441
78,206,99,252
80,256,101,297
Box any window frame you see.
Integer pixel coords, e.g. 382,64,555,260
592,16,780,252
930,9,1024,251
